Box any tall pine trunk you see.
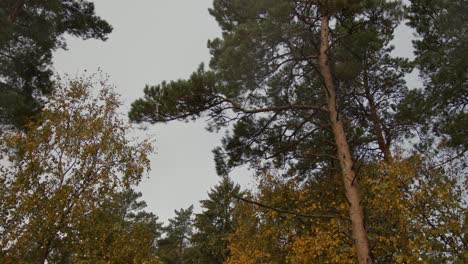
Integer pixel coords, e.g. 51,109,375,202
318,16,373,264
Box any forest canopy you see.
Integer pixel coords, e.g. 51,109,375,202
0,0,466,263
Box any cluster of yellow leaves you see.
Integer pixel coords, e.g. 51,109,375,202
287,221,355,264
227,172,355,263
360,158,423,263
227,156,466,263
0,76,155,263
361,156,466,263
73,204,162,264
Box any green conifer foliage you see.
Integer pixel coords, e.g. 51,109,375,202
158,206,194,264
406,0,468,152
130,0,406,176
191,176,242,263
0,0,112,128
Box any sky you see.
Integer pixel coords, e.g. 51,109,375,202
53,0,418,223
53,0,252,223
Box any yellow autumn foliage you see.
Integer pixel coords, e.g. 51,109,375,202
227,155,466,263
0,76,156,263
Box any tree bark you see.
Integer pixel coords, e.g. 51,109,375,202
363,68,392,162
8,0,26,22
318,16,373,264
41,236,53,264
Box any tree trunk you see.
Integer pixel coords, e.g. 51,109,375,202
8,0,26,22
41,237,52,264
363,68,392,162
363,68,411,254
318,16,373,264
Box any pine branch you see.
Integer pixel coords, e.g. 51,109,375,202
233,195,350,222
220,97,328,114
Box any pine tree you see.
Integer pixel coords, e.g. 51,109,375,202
158,206,194,264
130,1,407,262
191,176,242,263
406,0,468,152
0,0,112,128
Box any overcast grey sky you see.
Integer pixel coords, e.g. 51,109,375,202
53,0,418,223
53,0,253,223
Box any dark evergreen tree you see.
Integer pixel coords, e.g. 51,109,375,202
191,176,242,263
158,206,194,264
0,0,112,128
406,0,468,152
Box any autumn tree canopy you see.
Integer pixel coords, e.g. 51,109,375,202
0,77,154,263
0,1,465,263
